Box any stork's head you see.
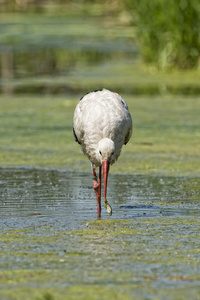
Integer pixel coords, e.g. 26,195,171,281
98,138,115,215
98,138,115,163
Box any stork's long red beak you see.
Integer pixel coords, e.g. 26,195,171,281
102,160,110,201
102,160,112,215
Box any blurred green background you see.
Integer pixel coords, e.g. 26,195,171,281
0,0,200,175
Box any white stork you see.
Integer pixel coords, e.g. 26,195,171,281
73,89,132,217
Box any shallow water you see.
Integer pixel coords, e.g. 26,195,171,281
0,168,200,300
0,168,199,229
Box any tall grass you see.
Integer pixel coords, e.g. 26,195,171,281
124,0,200,69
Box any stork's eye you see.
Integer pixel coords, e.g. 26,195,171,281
111,151,114,155
99,151,102,155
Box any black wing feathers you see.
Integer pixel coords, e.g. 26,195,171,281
73,127,80,144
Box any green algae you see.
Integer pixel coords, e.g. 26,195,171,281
1,215,200,299
1,94,200,176
1,286,137,300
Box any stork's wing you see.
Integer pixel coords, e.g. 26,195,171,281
73,100,84,145
124,127,132,145
73,127,80,144
124,112,132,145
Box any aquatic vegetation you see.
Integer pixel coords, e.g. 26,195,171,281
1,94,200,176
1,216,200,300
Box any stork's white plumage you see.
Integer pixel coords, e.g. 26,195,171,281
73,89,132,216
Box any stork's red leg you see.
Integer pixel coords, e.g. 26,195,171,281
98,166,102,204
93,167,101,216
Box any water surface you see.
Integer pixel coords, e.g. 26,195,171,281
0,167,199,229
0,168,200,300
